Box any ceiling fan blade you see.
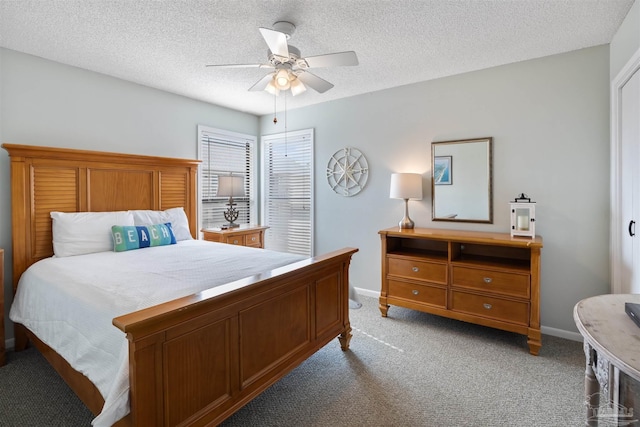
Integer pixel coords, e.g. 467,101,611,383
206,63,273,69
248,73,275,91
296,71,334,93
303,51,359,68
259,27,289,58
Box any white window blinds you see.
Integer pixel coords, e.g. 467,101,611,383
262,129,314,257
198,126,256,229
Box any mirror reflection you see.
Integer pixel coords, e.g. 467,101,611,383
431,137,493,223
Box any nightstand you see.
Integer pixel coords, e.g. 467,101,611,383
0,248,4,366
201,225,269,248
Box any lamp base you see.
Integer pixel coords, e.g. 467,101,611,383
398,198,415,229
399,217,415,229
223,202,240,230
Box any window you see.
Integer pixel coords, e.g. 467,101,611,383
262,129,314,256
197,126,257,229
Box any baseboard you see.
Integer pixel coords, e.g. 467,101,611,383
540,326,582,342
352,287,583,342
353,286,379,299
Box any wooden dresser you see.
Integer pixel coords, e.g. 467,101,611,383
379,227,543,355
201,225,269,248
0,248,4,366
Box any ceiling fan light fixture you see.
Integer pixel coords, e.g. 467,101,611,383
265,78,280,95
290,77,307,96
275,69,291,89
208,21,358,97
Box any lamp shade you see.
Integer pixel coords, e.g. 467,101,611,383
265,78,280,95
289,77,307,96
275,69,291,90
390,173,422,200
217,175,245,197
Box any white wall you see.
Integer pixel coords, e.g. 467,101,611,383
0,43,613,342
260,46,611,335
0,47,259,342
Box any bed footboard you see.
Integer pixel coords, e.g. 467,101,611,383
113,247,357,426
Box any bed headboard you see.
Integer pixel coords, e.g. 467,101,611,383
2,143,200,290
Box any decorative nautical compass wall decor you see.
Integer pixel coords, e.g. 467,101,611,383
326,147,369,196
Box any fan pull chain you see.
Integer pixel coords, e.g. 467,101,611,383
273,92,278,124
284,91,288,158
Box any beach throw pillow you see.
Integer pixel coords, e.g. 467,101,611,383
111,223,176,252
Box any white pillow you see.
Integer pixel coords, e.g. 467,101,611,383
51,211,134,257
130,207,193,241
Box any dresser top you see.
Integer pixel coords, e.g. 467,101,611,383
201,224,269,234
379,227,543,248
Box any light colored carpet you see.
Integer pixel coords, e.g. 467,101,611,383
0,295,586,426
222,295,585,426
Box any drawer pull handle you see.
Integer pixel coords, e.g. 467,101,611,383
483,277,493,283
251,237,256,241
233,240,239,244
483,303,492,310
412,267,419,272
412,290,419,295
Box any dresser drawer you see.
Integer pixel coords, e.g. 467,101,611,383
451,291,529,326
225,235,245,246
388,257,447,284
244,232,262,248
388,280,446,308
201,231,223,243
451,266,530,299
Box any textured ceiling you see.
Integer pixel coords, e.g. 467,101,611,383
0,0,634,116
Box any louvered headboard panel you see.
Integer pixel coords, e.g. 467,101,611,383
2,144,200,290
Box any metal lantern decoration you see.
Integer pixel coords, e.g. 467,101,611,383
510,193,536,238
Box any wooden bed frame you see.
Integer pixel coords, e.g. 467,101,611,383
3,143,357,426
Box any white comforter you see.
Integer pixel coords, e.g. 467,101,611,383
9,240,305,426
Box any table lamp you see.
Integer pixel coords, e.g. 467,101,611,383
390,173,423,229
217,174,245,229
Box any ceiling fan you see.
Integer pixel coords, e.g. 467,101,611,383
206,21,358,96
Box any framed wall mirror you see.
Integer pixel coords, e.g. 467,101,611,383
431,137,493,223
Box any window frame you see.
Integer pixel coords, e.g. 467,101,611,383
261,128,314,256
197,125,257,232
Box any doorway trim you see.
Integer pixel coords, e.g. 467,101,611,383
611,47,640,294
